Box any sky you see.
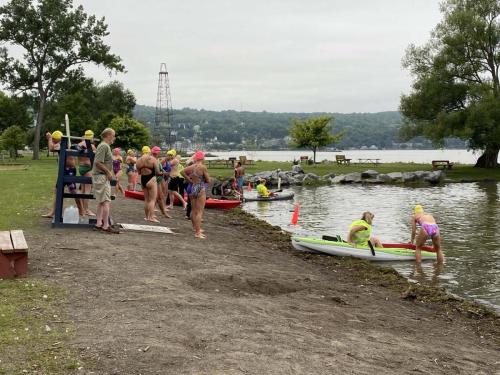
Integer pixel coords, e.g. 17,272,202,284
14,0,444,113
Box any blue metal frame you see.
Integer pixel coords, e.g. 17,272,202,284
52,137,114,228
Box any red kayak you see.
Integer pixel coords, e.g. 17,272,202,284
124,190,241,210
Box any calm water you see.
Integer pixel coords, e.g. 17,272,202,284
242,183,500,311
211,149,486,164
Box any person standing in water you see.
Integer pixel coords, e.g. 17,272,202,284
411,205,444,264
181,151,210,239
234,161,245,197
347,212,383,248
136,146,161,223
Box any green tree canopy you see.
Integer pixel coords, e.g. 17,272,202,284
1,125,26,157
0,91,31,132
109,116,150,151
289,115,343,163
43,79,136,138
400,0,500,168
0,0,124,160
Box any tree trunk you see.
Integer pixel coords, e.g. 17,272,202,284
474,147,499,168
32,95,46,160
312,147,317,164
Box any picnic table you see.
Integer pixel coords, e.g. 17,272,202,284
207,159,235,168
336,155,351,165
357,158,381,165
432,160,454,170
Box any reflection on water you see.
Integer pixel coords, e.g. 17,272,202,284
242,182,500,311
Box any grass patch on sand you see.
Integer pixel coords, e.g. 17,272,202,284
0,279,80,374
208,160,500,182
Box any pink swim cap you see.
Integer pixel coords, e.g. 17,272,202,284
151,146,161,154
112,147,121,154
194,150,205,161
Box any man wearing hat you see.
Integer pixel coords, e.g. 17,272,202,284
78,130,97,216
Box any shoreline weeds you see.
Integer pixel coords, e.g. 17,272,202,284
228,208,500,320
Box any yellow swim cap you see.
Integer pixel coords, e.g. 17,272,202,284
142,146,151,154
167,149,176,156
414,205,423,214
84,129,94,139
127,149,134,155
51,130,63,141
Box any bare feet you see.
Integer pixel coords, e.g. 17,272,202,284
42,213,54,218
86,210,96,216
194,232,206,239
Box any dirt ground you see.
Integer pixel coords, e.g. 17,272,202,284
27,194,499,375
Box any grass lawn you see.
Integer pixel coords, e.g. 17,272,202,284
0,156,57,231
0,280,80,374
0,156,81,373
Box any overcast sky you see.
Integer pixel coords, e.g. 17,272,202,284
49,1,444,112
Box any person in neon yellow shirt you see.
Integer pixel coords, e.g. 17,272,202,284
256,179,276,198
347,211,382,247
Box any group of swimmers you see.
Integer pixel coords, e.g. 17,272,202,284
121,145,211,239
347,205,443,263
43,129,212,238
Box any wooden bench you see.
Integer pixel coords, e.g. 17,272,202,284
336,155,351,165
0,230,28,278
239,156,255,165
357,158,381,165
432,160,454,170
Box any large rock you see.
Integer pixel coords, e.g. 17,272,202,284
387,172,403,181
424,170,444,184
291,165,304,174
344,172,362,183
323,172,336,179
377,174,392,183
361,169,379,179
331,175,346,183
402,172,419,182
303,173,320,183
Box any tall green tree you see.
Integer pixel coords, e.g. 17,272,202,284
400,0,500,168
0,0,124,160
1,125,26,158
109,116,150,151
0,91,31,132
289,115,343,163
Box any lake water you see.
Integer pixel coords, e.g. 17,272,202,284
242,183,500,311
210,149,486,164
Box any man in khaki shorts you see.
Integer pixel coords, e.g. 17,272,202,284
92,128,119,233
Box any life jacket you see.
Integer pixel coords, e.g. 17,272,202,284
349,219,372,245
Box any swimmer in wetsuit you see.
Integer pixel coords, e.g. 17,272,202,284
136,146,161,223
411,205,444,264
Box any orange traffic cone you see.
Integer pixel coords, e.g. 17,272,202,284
291,203,300,225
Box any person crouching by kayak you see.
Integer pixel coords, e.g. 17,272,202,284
347,212,382,248
256,178,277,198
411,205,444,264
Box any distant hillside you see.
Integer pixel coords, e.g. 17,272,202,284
133,105,464,150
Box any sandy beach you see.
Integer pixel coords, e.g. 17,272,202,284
24,195,500,374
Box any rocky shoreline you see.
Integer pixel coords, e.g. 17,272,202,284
245,165,445,186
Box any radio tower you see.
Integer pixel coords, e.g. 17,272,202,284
155,63,174,148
